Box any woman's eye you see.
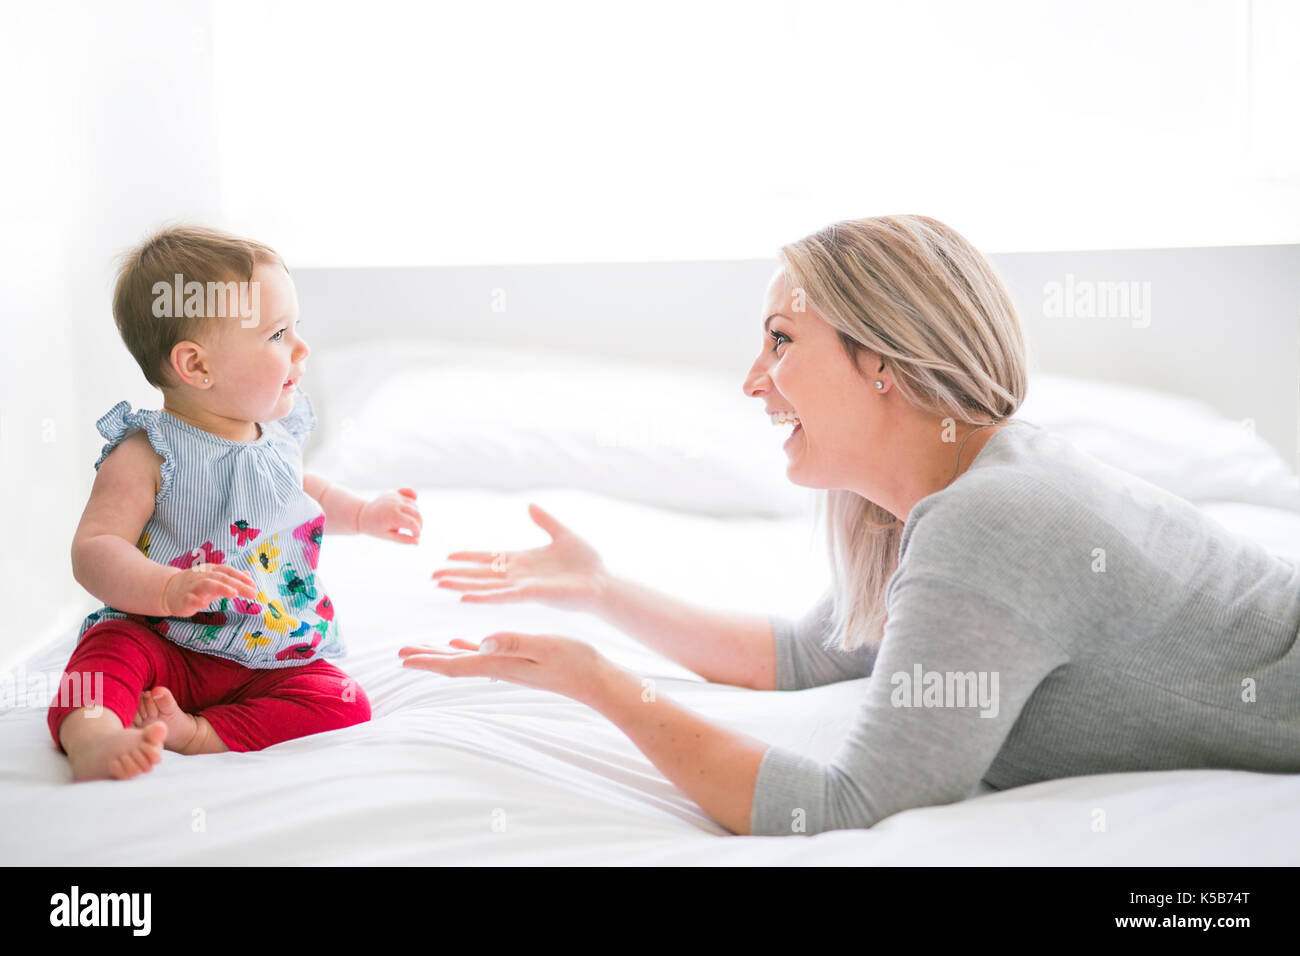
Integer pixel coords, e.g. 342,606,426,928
769,330,790,353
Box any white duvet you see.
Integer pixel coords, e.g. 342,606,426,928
4,486,1300,865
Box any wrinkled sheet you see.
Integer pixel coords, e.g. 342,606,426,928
3,488,1298,864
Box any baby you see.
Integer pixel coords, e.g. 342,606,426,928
49,224,423,781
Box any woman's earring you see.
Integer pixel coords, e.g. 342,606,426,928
203,378,209,384
874,381,884,389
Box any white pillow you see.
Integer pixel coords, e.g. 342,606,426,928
1017,375,1300,513
303,338,1300,516
304,339,809,516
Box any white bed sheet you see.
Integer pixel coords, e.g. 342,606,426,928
3,487,1299,865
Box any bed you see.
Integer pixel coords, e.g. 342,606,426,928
4,319,1299,865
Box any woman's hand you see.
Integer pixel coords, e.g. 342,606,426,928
431,503,608,612
400,631,767,836
398,632,612,705
359,487,422,544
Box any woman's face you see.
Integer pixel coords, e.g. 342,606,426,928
743,269,884,491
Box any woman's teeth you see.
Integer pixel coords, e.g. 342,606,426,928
769,411,800,426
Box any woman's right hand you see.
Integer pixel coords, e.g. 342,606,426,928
431,503,610,613
162,566,258,617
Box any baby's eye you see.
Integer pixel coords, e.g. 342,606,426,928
769,330,790,353
270,328,286,342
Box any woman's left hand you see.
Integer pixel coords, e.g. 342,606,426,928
398,632,611,705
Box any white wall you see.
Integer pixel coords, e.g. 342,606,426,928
0,0,223,668
208,0,1300,267
1,0,1296,669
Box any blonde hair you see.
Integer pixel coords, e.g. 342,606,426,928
778,215,1028,651
112,224,287,389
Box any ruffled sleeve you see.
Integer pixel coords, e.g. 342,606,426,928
93,401,176,502
278,389,317,450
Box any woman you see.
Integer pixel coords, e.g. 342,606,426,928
399,215,1300,836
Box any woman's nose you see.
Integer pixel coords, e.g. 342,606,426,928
742,354,769,398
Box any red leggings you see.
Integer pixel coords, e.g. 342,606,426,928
47,619,371,753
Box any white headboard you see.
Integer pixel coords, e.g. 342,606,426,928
292,244,1300,471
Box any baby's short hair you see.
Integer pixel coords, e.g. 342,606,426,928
112,224,287,388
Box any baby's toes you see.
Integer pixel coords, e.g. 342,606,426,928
108,753,136,780
123,727,166,777
142,722,168,750
124,750,147,776
143,723,167,749
137,746,159,772
138,688,159,723
149,687,182,717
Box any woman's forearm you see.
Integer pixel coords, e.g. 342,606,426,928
585,659,767,834
71,535,179,616
593,575,777,690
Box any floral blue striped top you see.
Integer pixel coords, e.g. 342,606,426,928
78,391,344,668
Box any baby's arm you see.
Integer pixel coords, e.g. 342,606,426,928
303,472,366,533
303,472,421,543
71,432,256,616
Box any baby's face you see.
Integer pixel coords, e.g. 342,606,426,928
200,263,310,423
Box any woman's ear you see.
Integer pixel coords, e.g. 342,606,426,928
169,340,212,388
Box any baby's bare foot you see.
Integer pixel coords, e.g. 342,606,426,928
67,722,167,782
136,687,203,754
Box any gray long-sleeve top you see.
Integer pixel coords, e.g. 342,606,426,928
750,419,1300,836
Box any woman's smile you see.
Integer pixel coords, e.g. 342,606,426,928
767,407,804,452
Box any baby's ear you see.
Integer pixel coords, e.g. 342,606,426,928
169,340,211,389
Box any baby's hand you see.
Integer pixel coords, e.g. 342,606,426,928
359,487,422,544
162,566,258,617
